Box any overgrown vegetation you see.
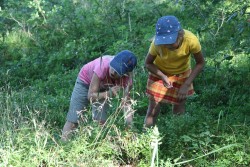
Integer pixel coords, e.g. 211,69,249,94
0,0,249,166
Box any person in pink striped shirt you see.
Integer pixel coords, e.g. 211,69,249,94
62,50,137,141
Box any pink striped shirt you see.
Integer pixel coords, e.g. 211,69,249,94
78,55,131,89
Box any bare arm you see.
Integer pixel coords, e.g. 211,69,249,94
88,73,108,101
144,53,172,87
184,51,205,86
145,53,163,78
178,51,205,100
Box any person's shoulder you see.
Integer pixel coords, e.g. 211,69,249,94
183,29,201,52
183,29,200,46
184,29,198,39
97,55,114,63
90,55,114,67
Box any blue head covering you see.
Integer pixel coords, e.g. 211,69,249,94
110,50,137,76
155,15,181,45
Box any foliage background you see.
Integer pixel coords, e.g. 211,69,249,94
0,0,249,166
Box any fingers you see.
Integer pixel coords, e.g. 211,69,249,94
163,78,171,87
177,90,188,101
162,76,173,88
178,94,186,101
163,82,173,88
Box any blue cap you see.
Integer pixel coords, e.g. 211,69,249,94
110,50,137,76
155,15,181,45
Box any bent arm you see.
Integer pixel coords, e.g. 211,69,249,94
184,51,205,86
145,52,172,87
144,53,165,78
88,73,108,101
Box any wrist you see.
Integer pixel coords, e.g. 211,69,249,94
160,74,167,80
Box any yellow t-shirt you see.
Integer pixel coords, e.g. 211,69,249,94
149,29,201,75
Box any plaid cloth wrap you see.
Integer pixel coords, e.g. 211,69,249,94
146,70,194,104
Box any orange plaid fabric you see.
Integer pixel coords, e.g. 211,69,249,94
146,70,194,104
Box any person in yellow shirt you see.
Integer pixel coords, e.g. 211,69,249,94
144,15,205,128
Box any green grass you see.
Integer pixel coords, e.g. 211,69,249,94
1,79,250,166
1,0,249,166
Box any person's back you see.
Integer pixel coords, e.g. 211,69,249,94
79,55,113,84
